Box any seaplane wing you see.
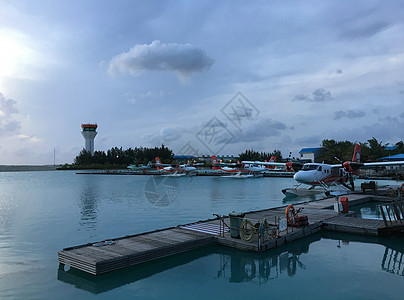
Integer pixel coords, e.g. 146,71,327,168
155,157,196,174
241,160,303,172
241,161,286,167
211,156,265,173
360,161,404,168
127,161,152,170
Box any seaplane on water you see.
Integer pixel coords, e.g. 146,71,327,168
243,144,404,197
155,157,196,176
127,161,153,170
210,156,265,178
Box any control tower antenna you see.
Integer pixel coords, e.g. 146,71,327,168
81,123,98,155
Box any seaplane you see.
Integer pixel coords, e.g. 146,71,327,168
243,144,404,197
211,156,265,178
127,161,153,170
155,157,196,176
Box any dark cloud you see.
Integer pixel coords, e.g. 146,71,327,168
229,117,288,143
341,19,390,40
293,88,333,102
334,110,365,120
295,135,323,147
108,40,214,79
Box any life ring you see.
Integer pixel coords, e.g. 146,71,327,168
386,187,396,197
285,204,296,225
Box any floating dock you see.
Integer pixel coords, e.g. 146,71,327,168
58,194,403,275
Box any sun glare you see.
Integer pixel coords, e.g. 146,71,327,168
0,30,32,82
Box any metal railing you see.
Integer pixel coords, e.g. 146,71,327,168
213,214,289,250
380,200,404,227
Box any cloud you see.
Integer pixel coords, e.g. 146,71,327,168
126,90,169,104
0,93,21,137
293,88,333,102
18,134,41,143
340,17,390,40
142,127,183,145
295,135,323,147
334,110,366,120
229,117,288,143
0,92,18,114
108,40,214,80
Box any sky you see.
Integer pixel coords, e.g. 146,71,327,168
0,0,404,165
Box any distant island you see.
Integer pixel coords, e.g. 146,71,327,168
0,165,59,172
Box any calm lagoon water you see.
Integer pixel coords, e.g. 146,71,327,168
0,171,403,299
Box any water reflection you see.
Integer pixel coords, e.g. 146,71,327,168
323,231,404,277
57,234,319,294
78,176,99,232
382,246,404,276
57,245,217,294
0,194,15,231
352,201,383,220
216,235,316,283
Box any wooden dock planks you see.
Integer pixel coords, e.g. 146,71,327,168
59,194,397,275
58,228,214,275
323,215,385,235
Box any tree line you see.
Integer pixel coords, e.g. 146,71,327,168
316,138,404,164
71,137,404,167
73,145,173,166
237,138,404,164
238,149,283,162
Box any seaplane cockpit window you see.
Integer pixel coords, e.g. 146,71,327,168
302,164,318,171
318,166,322,172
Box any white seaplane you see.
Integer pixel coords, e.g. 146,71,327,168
243,144,404,197
155,157,196,176
211,156,265,178
127,161,153,170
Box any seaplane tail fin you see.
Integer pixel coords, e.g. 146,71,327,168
270,156,276,162
211,156,221,170
211,156,219,165
155,157,163,170
352,143,361,163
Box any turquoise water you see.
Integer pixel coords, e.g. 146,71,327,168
0,171,403,299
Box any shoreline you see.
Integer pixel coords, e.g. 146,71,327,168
0,165,59,172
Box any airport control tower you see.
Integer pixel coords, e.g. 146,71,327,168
81,124,98,155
